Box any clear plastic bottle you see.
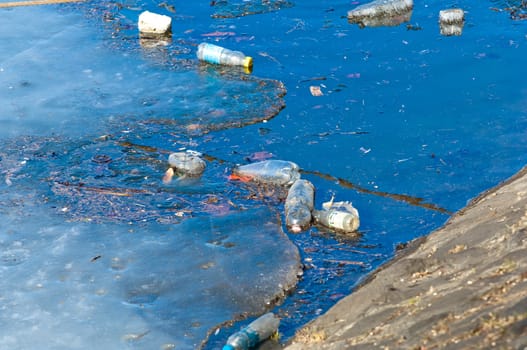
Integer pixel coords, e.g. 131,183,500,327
231,160,300,186
285,179,315,233
313,208,360,233
167,151,206,176
223,313,280,350
197,43,253,69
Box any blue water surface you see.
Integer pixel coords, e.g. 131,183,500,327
1,0,526,348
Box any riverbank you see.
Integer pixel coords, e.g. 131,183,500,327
284,166,527,349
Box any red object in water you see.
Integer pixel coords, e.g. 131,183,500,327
228,173,253,182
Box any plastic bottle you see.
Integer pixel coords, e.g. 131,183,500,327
223,313,280,350
231,160,300,186
197,43,253,69
313,208,360,233
167,151,206,176
285,179,315,233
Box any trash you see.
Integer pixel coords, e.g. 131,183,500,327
439,9,465,36
163,151,206,182
285,179,315,233
138,11,172,37
347,0,413,28
197,43,253,71
309,86,324,97
313,198,360,234
231,160,300,186
223,313,280,350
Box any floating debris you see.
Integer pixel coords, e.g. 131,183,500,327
439,8,465,36
138,11,172,37
231,160,300,186
167,151,206,177
313,198,360,234
223,313,280,350
197,43,253,72
347,0,413,28
285,179,315,233
309,85,324,97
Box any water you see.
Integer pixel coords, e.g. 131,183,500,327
1,0,526,348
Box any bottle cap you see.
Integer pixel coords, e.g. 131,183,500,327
243,56,253,69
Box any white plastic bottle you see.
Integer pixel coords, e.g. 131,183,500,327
313,208,360,233
197,42,253,69
223,313,279,350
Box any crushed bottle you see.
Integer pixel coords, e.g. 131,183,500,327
284,179,315,233
163,150,206,183
197,43,253,71
223,313,280,350
231,160,300,186
313,198,360,234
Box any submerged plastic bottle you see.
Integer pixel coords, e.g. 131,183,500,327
197,43,253,70
223,313,280,350
285,179,315,233
313,208,360,233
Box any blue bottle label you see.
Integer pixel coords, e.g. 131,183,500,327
201,43,224,64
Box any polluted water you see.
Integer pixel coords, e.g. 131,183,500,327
2,0,527,348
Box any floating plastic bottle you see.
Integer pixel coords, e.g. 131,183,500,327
197,43,253,70
223,313,280,350
231,160,300,186
163,151,206,183
285,179,315,233
313,199,360,234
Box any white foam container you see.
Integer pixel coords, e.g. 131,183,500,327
138,11,172,36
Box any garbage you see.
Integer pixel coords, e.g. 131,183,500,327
439,9,465,36
230,160,300,186
138,11,172,37
163,151,206,183
223,312,280,350
309,86,324,97
313,198,360,234
347,0,413,28
284,179,315,233
197,43,253,71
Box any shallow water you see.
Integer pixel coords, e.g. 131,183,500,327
1,0,527,348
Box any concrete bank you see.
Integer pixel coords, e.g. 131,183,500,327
285,167,527,349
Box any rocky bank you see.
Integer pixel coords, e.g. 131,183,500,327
285,167,527,349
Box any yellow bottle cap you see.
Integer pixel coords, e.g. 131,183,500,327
243,56,253,68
